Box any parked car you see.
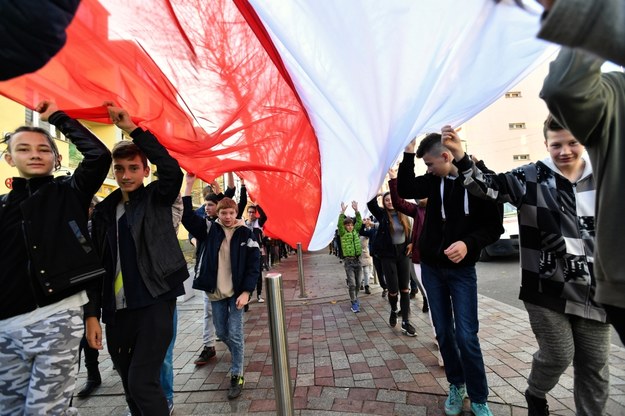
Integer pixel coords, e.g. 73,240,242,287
480,202,519,261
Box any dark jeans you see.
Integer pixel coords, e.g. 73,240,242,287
80,334,100,372
106,300,175,416
380,246,411,294
255,260,263,297
373,255,386,289
421,263,489,403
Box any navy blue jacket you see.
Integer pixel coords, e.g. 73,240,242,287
182,196,259,297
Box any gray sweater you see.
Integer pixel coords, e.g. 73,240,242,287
541,47,625,309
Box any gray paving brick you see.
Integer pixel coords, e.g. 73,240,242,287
71,251,625,416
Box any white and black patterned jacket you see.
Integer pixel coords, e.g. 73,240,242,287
454,153,606,323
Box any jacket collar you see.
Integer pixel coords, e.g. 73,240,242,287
11,176,54,194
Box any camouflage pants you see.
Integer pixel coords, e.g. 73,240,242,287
0,307,83,416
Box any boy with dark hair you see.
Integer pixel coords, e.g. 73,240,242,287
397,132,503,416
338,201,363,313
182,195,260,400
0,100,111,415
246,204,267,302
85,104,188,416
445,117,610,416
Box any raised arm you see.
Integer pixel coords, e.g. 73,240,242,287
38,100,111,203
181,195,211,242
256,204,268,227
540,47,620,147
352,201,362,231
366,195,385,223
537,0,625,66
337,203,347,236
453,153,525,207
106,103,183,206
224,172,236,198
237,180,247,219
388,167,419,218
397,140,430,200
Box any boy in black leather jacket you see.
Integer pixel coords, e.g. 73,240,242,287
86,104,188,416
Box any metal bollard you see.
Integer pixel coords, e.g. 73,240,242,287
297,242,307,298
265,273,294,416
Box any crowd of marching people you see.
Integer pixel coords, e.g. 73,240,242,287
1,1,625,415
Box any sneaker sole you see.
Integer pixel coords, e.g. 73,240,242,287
401,329,417,337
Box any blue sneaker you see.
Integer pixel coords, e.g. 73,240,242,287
167,399,175,415
351,300,360,313
444,384,466,415
470,401,493,416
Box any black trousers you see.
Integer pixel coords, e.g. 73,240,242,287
79,334,100,371
106,300,175,416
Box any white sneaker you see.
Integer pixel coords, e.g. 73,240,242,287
257,296,265,303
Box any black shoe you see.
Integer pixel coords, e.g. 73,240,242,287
76,378,101,397
401,321,417,337
364,285,371,294
227,375,245,400
381,289,388,298
525,390,549,415
422,297,429,313
389,310,397,327
244,304,249,312
194,346,216,366
409,288,418,299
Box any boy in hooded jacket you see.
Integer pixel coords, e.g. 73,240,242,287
182,196,260,400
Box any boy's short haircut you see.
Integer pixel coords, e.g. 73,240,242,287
543,114,565,139
247,205,257,212
343,217,354,225
4,126,62,170
205,193,220,204
416,133,446,158
217,197,238,213
112,140,148,168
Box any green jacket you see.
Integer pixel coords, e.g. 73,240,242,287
338,212,362,257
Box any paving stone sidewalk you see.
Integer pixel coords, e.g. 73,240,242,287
74,251,625,415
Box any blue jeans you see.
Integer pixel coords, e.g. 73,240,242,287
421,263,488,403
212,296,245,376
160,306,177,401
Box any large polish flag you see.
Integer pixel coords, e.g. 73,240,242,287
0,0,554,250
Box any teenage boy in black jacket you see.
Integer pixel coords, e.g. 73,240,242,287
85,104,188,416
397,132,503,416
0,100,111,415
